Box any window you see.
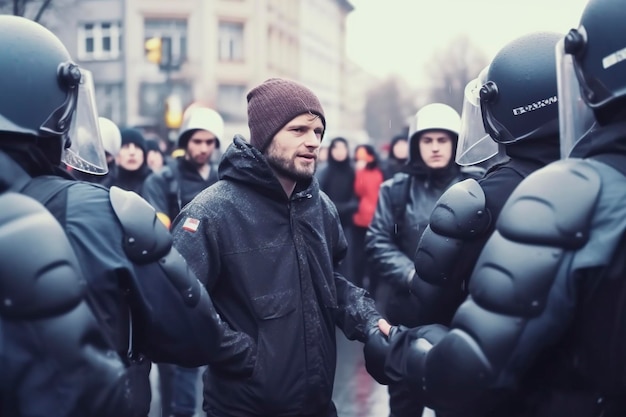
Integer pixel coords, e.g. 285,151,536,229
144,18,188,68
217,84,247,121
218,21,244,62
94,83,124,125
78,21,122,61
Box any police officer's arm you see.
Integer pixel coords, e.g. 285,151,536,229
382,160,600,413
365,180,415,290
110,187,256,372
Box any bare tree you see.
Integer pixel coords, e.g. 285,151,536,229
0,0,54,22
423,35,490,114
363,76,416,149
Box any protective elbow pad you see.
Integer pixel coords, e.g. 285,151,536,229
415,179,491,286
109,186,172,264
0,193,83,319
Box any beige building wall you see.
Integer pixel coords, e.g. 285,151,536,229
51,0,367,145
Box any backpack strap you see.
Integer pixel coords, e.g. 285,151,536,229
390,173,411,237
20,175,75,228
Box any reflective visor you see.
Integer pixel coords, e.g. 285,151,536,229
61,69,108,174
556,39,597,158
456,67,503,166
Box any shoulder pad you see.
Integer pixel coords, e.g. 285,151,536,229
109,186,172,264
0,192,83,319
497,159,600,250
430,178,491,238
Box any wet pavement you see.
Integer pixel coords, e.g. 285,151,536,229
149,329,434,417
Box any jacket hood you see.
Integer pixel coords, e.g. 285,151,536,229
406,129,461,183
219,135,315,201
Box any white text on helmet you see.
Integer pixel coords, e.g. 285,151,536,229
512,96,558,116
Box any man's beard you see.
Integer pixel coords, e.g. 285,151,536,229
187,153,209,168
265,149,316,182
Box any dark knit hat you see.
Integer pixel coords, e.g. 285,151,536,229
247,78,326,152
120,128,147,154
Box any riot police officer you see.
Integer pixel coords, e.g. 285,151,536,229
411,31,563,321
0,150,134,417
365,1,626,416
0,16,256,417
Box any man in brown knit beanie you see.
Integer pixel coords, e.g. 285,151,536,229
247,77,326,153
171,77,390,417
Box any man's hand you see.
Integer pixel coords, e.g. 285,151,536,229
364,319,403,385
378,318,391,336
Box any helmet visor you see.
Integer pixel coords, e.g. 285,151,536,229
556,39,597,159
456,68,503,166
61,69,108,174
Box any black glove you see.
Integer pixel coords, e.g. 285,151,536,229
363,325,406,385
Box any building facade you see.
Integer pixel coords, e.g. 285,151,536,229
42,0,372,146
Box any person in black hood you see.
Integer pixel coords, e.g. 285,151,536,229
171,77,388,417
316,136,358,282
382,132,409,180
109,128,152,196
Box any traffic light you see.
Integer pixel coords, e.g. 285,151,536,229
144,37,162,65
164,95,183,129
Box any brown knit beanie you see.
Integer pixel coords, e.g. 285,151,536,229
247,78,326,153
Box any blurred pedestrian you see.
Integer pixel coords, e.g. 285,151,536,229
352,144,384,291
382,132,409,180
146,138,166,174
109,128,152,196
316,136,359,283
144,106,224,229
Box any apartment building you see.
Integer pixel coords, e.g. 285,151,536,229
45,0,371,144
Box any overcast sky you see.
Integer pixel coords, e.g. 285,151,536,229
345,0,590,87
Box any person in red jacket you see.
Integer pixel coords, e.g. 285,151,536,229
353,144,384,290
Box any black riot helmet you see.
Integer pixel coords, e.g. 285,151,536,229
0,15,107,174
560,0,626,125
478,31,563,145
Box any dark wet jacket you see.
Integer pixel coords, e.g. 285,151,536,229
172,136,381,417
